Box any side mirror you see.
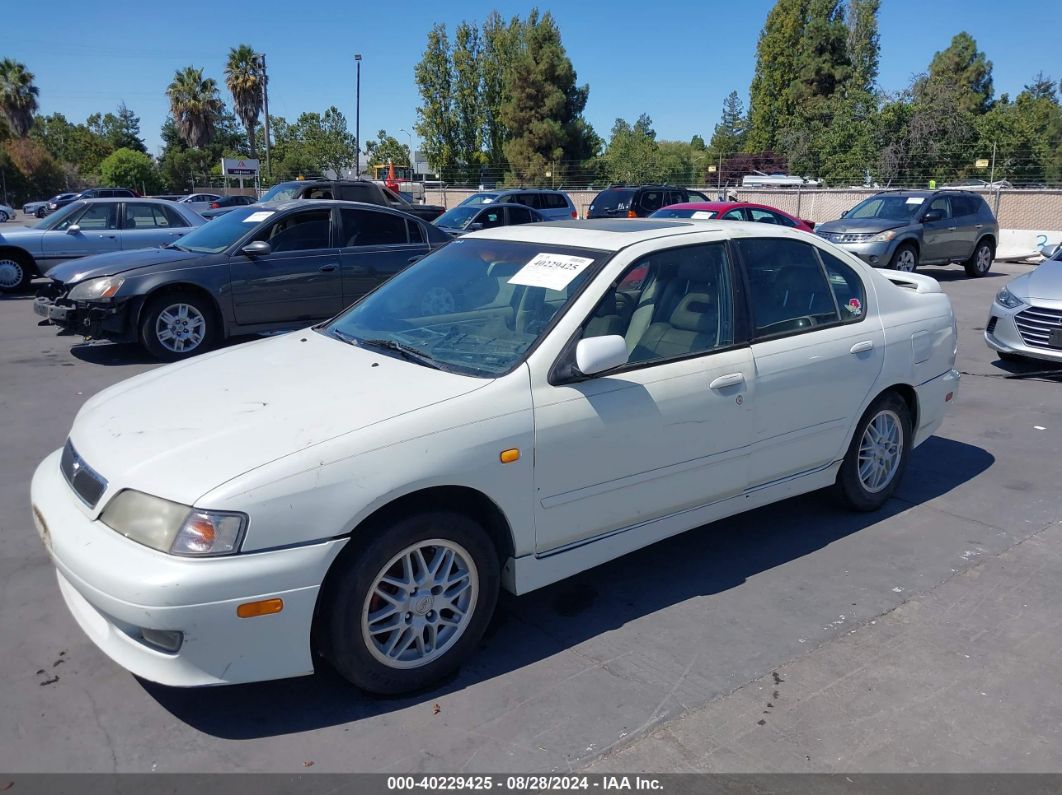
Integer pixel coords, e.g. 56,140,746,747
840,210,848,218
922,209,944,223
467,222,484,231
66,224,81,234
241,240,272,257
575,335,628,376
1040,243,1061,259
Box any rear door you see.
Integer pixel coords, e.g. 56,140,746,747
338,207,430,303
227,207,343,325
120,202,194,251
949,195,981,259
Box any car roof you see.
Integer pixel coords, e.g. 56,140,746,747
467,218,818,251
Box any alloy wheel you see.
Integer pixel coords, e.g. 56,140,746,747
857,409,904,493
360,539,479,670
0,258,24,290
895,249,916,272
155,303,206,353
976,245,992,274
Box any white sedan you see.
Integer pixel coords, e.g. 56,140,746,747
31,220,960,693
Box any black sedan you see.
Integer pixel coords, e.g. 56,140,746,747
432,202,545,236
34,200,451,360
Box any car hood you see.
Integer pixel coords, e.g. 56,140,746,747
69,331,487,506
1008,259,1062,301
817,218,907,234
45,247,203,283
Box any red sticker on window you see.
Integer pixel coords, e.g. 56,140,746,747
847,298,862,314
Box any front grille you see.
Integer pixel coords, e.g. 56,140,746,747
1014,305,1062,348
815,229,875,242
60,440,107,508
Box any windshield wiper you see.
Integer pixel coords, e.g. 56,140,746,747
165,242,188,251
358,337,443,370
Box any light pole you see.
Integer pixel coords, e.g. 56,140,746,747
257,53,271,181
354,54,362,178
398,127,414,181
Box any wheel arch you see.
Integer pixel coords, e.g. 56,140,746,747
0,245,36,270
872,383,919,436
135,282,225,338
975,233,996,251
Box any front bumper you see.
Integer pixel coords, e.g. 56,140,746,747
817,236,898,267
984,298,1062,363
30,449,348,686
34,294,136,342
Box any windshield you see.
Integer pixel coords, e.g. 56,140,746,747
846,196,925,222
324,238,609,377
650,207,717,219
590,189,635,214
459,193,499,206
259,182,303,203
434,206,480,228
36,201,86,230
171,206,272,253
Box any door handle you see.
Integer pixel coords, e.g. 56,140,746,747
850,340,874,354
947,227,957,231
709,373,745,390
974,224,984,229
319,264,338,272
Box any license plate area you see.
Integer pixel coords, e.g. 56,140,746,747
1050,329,1062,349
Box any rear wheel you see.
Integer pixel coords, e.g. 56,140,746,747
139,291,217,361
322,510,500,694
36,207,46,218
0,210,8,223
964,239,993,278
0,251,34,293
836,392,911,512
888,243,918,273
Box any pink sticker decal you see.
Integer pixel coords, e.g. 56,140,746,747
847,298,862,314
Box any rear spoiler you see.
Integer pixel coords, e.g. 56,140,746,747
882,271,943,294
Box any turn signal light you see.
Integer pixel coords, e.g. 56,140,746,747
499,448,520,464
237,598,284,618
627,209,637,218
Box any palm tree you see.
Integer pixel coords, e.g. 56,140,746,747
224,44,264,158
166,66,223,149
0,59,40,137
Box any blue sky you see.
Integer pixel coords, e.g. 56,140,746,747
6,0,1058,156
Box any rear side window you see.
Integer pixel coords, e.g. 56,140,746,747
590,189,634,213
305,187,334,199
337,184,373,202
340,208,408,246
508,206,533,224
545,193,568,209
407,220,425,244
819,250,866,322
734,238,840,338
638,191,664,213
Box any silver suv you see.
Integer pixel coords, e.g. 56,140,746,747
816,190,998,277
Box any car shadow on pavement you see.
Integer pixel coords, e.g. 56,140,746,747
927,269,1006,283
988,355,1062,378
142,435,993,740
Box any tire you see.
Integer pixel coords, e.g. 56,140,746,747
888,243,918,273
322,510,500,695
964,239,993,278
139,291,217,361
836,392,912,512
0,210,8,223
36,208,46,218
0,250,35,293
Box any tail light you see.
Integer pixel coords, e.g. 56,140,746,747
803,219,815,230
627,209,637,218
210,202,221,208
571,210,577,218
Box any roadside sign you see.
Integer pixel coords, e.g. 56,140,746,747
975,158,990,169
707,165,717,173
222,158,260,176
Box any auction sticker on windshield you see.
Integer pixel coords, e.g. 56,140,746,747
905,197,924,205
508,253,595,291
243,211,275,223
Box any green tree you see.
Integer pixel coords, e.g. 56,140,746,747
0,138,65,204
708,91,747,157
414,24,457,176
292,107,357,177
602,115,661,184
0,59,40,137
747,0,807,152
452,21,484,180
99,147,161,193
690,134,706,151
500,10,595,185
915,32,993,116
846,0,880,96
975,84,1062,184
480,11,514,165
166,66,224,149
225,44,265,158
111,102,146,151
363,129,411,170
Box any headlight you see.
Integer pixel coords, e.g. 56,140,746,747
872,229,898,242
68,276,126,301
995,286,1024,309
100,490,247,556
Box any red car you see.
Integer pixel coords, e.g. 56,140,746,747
650,201,816,232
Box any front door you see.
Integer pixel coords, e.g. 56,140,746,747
532,242,754,553
228,207,343,325
338,208,430,304
41,203,121,261
732,237,885,487
920,196,954,263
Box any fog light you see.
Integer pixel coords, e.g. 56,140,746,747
869,255,879,264
139,628,184,653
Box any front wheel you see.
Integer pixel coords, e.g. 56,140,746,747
322,511,500,694
888,243,918,273
139,292,217,361
36,208,46,218
964,239,993,278
836,392,912,512
0,251,34,293
0,210,8,223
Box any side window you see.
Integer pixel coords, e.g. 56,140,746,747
819,250,866,323
479,210,504,228
721,208,746,220
340,209,408,246
734,238,840,338
926,196,951,219
665,191,685,207
639,191,664,213
124,203,169,228
305,187,333,199
162,206,190,228
73,203,118,230
508,206,533,225
749,208,796,227
547,193,567,209
337,184,372,202
581,243,735,366
255,209,332,252
407,219,426,244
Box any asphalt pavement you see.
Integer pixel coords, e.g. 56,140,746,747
0,240,1059,773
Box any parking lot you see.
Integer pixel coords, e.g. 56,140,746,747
1,209,1061,772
